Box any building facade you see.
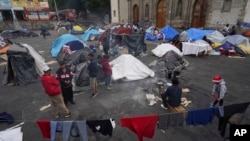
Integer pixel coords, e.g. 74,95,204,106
110,0,250,29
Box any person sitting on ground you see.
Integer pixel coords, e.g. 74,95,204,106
161,78,182,109
229,25,236,35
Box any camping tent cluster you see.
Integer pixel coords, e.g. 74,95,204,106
145,26,250,57
99,24,146,57
0,29,38,39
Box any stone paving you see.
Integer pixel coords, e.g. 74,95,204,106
0,30,250,141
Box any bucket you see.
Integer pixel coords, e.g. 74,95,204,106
227,50,235,56
219,48,224,55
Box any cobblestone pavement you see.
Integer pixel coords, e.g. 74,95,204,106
0,30,250,141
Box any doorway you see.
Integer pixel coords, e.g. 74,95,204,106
156,0,167,28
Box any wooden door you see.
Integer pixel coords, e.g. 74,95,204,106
191,0,208,28
133,5,139,23
156,0,167,28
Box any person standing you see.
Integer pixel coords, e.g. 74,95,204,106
88,53,99,97
101,55,112,90
161,78,182,109
40,66,71,118
56,61,75,106
211,75,227,107
40,26,47,39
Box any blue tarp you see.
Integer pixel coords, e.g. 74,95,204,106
160,25,179,41
144,32,158,41
186,28,215,41
51,34,87,58
81,29,100,41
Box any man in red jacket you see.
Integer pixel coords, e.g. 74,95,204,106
40,66,71,118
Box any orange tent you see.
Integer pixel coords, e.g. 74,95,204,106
243,29,250,37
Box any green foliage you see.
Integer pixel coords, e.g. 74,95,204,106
84,0,110,16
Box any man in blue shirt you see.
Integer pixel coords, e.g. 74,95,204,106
162,78,182,108
88,53,99,97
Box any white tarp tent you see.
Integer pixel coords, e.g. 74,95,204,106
110,54,155,81
151,43,183,57
205,30,225,43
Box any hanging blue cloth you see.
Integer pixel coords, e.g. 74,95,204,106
186,108,215,126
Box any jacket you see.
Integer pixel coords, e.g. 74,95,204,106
101,58,112,76
163,85,182,107
56,67,73,88
40,74,61,96
212,79,227,99
88,59,98,77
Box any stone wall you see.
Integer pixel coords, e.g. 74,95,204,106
0,21,56,31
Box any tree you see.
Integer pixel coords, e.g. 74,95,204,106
84,0,110,17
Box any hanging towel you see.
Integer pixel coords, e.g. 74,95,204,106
86,118,115,137
50,121,63,141
186,108,214,126
36,120,51,138
63,121,88,141
158,112,185,130
120,114,159,141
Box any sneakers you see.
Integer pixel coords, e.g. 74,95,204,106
161,104,168,110
91,92,99,98
106,86,111,90
64,112,71,118
54,114,60,119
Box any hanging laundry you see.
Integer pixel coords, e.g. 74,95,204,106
186,107,215,126
63,121,88,141
120,114,159,141
36,120,51,138
50,121,63,141
217,102,250,137
0,112,15,124
86,118,115,137
0,127,23,141
158,112,185,130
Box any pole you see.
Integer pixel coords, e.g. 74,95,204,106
11,8,21,29
53,0,59,21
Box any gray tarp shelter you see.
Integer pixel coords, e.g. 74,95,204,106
2,43,39,86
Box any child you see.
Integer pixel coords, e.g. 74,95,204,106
101,55,112,89
211,75,227,107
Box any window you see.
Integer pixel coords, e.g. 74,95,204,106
222,0,232,12
145,4,149,20
113,10,116,17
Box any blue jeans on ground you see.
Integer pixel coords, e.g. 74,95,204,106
104,75,111,87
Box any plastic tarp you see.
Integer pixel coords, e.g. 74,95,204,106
194,40,213,51
51,34,87,58
81,29,100,41
71,25,85,35
186,28,215,41
205,30,225,43
110,54,155,81
160,25,179,41
222,35,250,54
73,61,104,87
20,43,48,75
2,44,39,86
152,43,183,57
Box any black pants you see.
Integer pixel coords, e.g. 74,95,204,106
213,99,224,106
61,86,74,105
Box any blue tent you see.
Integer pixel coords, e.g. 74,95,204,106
51,34,87,58
186,28,215,41
160,25,179,41
81,29,100,41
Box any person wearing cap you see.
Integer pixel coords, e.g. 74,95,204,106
56,61,75,105
88,53,99,97
40,66,71,118
211,75,227,107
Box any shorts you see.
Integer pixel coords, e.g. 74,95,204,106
90,77,97,86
